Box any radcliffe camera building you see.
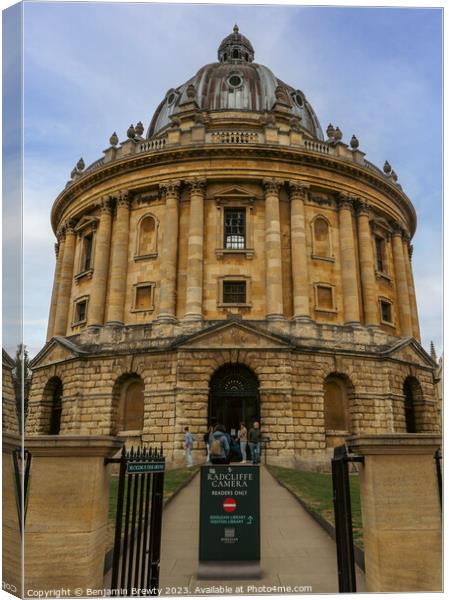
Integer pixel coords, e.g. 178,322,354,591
24,27,440,467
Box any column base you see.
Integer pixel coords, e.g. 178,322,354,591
105,320,124,327
86,324,102,333
182,313,203,322
344,320,361,327
156,313,178,324
293,315,313,323
266,313,285,321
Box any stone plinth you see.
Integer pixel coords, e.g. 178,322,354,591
347,434,442,592
24,435,123,597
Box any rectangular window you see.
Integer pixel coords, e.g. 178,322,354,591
75,300,87,323
317,285,333,310
135,285,153,310
375,236,385,272
83,234,93,271
224,208,246,250
380,300,392,324
223,280,247,305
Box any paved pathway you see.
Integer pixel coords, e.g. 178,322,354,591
159,467,365,595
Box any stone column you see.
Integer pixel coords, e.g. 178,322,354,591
337,195,360,324
403,238,421,341
23,435,123,596
289,182,311,321
46,231,65,341
391,224,412,337
356,201,378,326
106,191,130,325
87,198,113,327
348,434,442,592
264,179,284,320
184,179,206,321
53,221,76,336
158,181,181,322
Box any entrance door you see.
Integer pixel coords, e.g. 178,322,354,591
209,364,260,437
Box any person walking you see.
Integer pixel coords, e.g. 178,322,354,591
184,426,194,468
209,424,230,464
238,422,248,463
248,421,262,465
203,424,214,463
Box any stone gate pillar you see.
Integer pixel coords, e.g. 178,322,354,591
23,435,123,597
347,434,442,592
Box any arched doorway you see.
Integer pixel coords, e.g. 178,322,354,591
209,364,260,436
403,376,422,433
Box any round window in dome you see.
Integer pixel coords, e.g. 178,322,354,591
293,91,304,108
166,92,176,105
228,74,243,88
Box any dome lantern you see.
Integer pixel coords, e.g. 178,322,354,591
217,24,255,63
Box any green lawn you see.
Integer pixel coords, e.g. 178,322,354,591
108,466,199,522
267,465,363,548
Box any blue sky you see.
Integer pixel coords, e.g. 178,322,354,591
20,1,442,357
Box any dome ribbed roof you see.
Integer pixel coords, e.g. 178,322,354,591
147,27,323,140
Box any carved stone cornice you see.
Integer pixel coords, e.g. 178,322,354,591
263,178,283,195
288,181,309,200
159,180,182,199
187,178,207,195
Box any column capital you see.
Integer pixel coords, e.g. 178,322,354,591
115,190,131,209
391,220,405,237
408,243,414,260
263,178,283,195
62,219,77,236
356,199,371,217
54,242,60,258
337,192,356,211
288,181,309,200
187,178,207,195
160,180,182,198
96,197,113,215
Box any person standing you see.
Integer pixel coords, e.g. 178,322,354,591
203,424,214,463
184,426,194,467
248,421,262,465
238,422,248,463
209,424,231,464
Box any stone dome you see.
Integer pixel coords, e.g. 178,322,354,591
148,26,324,140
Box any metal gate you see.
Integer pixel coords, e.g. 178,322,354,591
12,447,32,537
331,445,363,593
106,446,165,596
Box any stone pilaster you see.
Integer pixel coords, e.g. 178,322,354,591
184,179,206,321
391,224,412,337
158,181,181,322
106,191,130,325
289,182,311,321
53,221,76,336
403,236,421,341
46,231,65,341
337,194,360,324
263,179,284,320
87,198,113,327
357,201,378,326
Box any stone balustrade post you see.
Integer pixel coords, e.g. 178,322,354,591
337,195,360,324
106,191,130,325
88,198,113,327
391,224,412,337
46,232,65,341
347,434,442,592
158,181,181,322
263,179,284,320
184,179,206,321
356,201,378,327
289,182,311,321
53,221,76,336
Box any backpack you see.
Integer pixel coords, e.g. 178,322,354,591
210,437,224,457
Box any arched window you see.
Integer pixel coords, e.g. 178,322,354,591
113,375,145,434
137,215,157,258
312,216,332,258
403,377,422,433
232,49,239,59
43,377,63,435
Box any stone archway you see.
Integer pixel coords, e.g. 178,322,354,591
208,363,260,436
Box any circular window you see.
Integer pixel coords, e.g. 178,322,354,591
293,91,304,107
167,92,176,105
228,74,243,88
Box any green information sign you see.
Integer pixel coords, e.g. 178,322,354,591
127,461,165,474
199,465,260,562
